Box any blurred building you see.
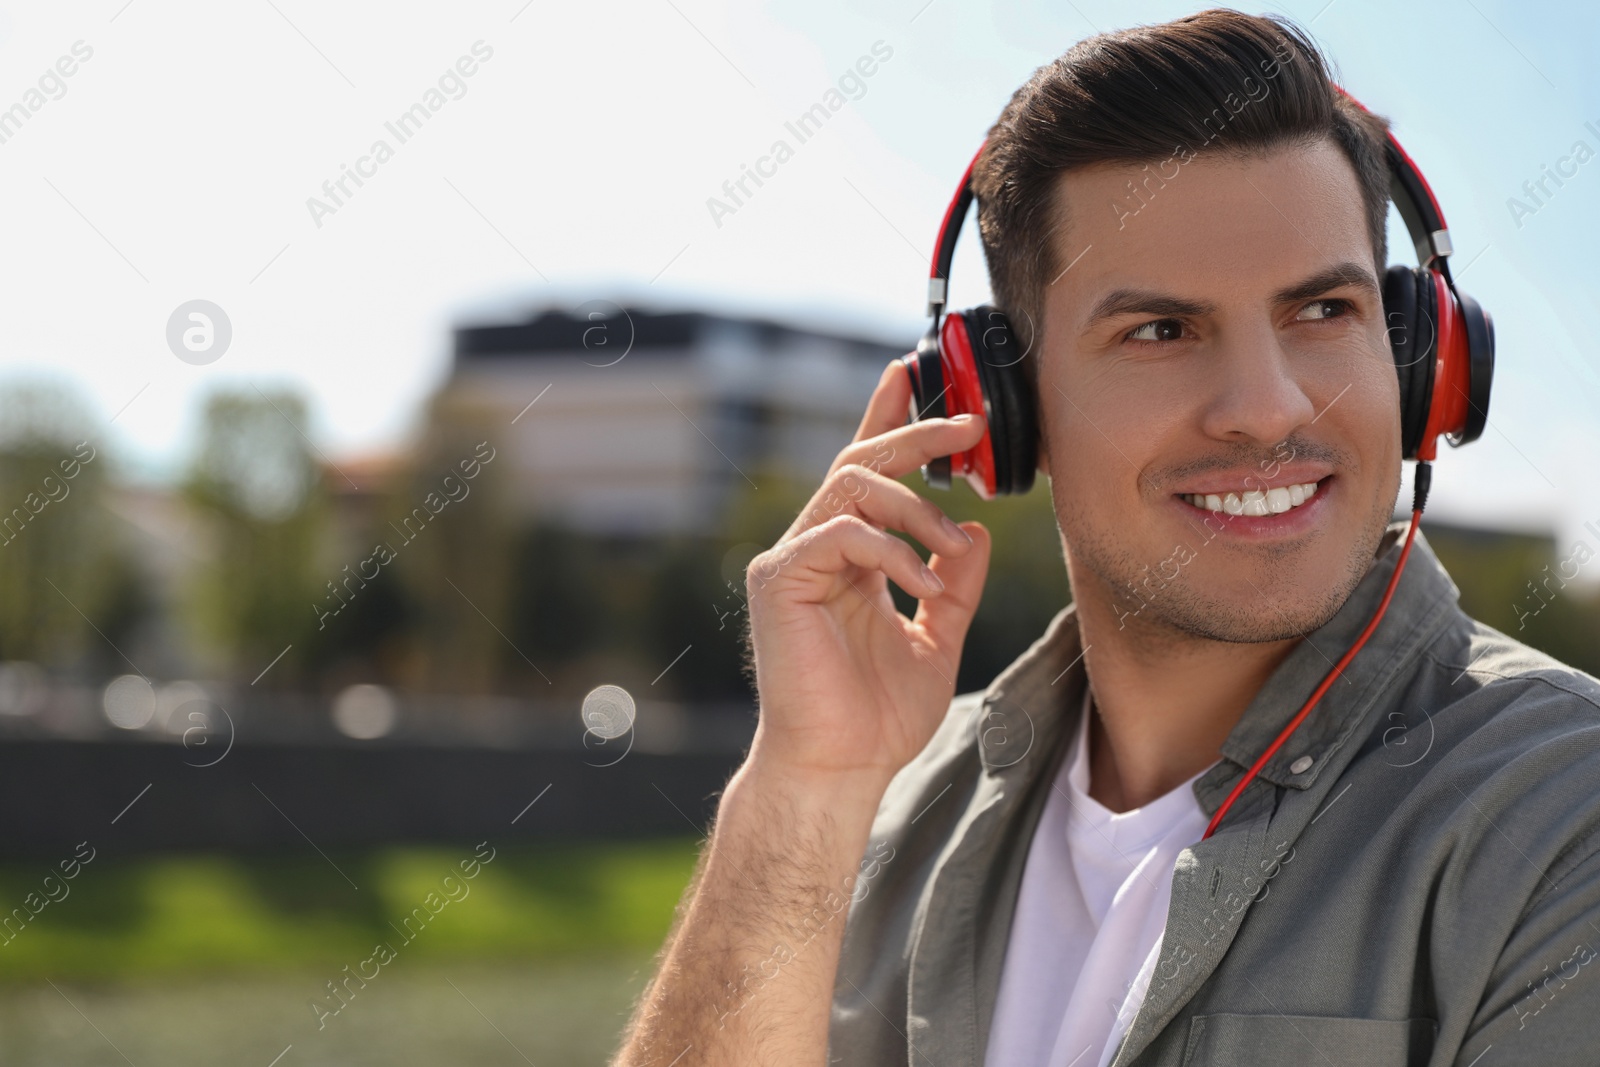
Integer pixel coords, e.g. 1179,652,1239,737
441,305,908,537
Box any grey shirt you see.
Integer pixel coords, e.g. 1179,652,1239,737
830,521,1600,1066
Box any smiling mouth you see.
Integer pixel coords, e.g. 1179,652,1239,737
1177,477,1328,516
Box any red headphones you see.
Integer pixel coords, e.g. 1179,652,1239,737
900,85,1495,499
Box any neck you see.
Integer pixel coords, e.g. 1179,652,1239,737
1076,612,1298,813
1061,519,1400,814
1071,542,1389,813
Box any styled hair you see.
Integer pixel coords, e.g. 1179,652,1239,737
970,8,1393,400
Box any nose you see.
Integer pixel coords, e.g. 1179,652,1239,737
1197,321,1316,446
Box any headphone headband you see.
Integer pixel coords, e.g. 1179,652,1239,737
926,85,1456,320
926,147,980,317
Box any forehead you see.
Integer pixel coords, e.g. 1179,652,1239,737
1044,139,1375,327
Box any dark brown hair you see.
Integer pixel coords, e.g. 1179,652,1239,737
971,8,1393,401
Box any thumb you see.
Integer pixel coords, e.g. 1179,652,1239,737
914,520,991,655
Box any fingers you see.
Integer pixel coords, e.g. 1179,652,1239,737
837,356,989,483
914,520,992,654
789,463,974,558
830,410,987,483
750,514,945,603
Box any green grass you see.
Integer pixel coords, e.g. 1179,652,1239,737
0,838,701,981
0,957,659,1066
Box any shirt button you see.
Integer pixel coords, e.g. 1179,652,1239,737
1289,755,1314,774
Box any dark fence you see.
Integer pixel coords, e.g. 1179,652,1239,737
0,739,746,860
0,684,755,859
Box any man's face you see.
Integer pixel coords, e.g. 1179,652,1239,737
1036,138,1402,643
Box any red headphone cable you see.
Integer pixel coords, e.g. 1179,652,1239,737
1200,460,1433,840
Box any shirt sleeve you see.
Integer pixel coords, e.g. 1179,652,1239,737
1455,834,1600,1064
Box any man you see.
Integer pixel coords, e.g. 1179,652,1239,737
615,9,1600,1066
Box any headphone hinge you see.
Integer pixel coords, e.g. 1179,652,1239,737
1428,228,1453,260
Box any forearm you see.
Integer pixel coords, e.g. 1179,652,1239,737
614,757,887,1066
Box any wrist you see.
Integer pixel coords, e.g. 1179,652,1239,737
716,752,888,876
732,747,895,817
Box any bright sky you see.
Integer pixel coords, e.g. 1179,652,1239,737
2,0,1598,549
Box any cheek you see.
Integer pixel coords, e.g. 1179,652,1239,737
1320,325,1397,402
1042,413,1148,518
1321,358,1403,506
1041,358,1192,494
1289,325,1399,453
1344,350,1402,449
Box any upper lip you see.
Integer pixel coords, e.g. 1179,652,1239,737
1171,465,1334,496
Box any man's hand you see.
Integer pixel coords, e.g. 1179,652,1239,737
744,357,992,789
613,359,992,1066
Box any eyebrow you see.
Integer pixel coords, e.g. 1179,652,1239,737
1080,261,1383,333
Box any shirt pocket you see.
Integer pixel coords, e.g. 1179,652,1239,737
1181,1013,1437,1066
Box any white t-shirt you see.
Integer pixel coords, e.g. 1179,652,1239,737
985,689,1216,1067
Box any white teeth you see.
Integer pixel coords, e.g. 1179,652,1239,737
1185,481,1322,515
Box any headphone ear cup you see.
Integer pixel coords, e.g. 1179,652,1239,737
1410,267,1439,458
1454,290,1495,445
969,305,1036,495
902,336,950,489
1383,265,1429,460
963,310,1012,497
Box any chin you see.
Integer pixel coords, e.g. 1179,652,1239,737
1155,577,1352,644
1156,519,1390,643
1084,511,1388,644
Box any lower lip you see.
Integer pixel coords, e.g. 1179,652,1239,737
1168,477,1334,541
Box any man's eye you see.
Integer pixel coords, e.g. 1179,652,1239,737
1125,318,1185,344
1295,298,1352,322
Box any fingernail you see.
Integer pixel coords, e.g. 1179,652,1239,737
953,413,979,424
921,565,944,592
942,515,972,544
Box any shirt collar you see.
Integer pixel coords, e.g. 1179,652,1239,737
976,519,1462,815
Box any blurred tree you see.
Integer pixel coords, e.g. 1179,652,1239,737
0,379,130,668
1520,588,1600,678
639,531,753,702
182,389,328,684
1426,521,1600,677
386,391,518,694
307,545,418,689
510,520,607,670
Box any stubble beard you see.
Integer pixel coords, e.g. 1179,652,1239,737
1053,483,1393,646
